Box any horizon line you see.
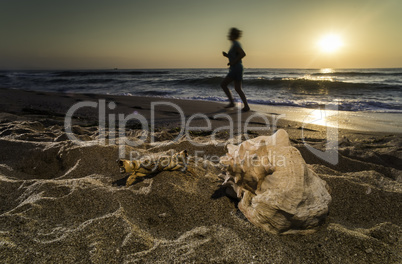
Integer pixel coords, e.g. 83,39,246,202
1,66,402,71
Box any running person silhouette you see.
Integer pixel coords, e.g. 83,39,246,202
221,27,250,112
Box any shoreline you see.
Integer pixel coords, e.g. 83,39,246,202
1,87,401,134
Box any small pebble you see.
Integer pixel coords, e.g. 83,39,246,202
365,248,374,254
158,213,167,218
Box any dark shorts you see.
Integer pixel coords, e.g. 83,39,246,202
226,64,243,81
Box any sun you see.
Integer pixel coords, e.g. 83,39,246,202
318,34,343,53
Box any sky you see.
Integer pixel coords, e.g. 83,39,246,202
0,0,401,69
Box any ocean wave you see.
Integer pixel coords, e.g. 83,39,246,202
171,76,310,87
171,76,400,91
135,90,175,96
246,70,302,76
246,78,399,91
172,77,223,86
183,96,402,112
261,100,401,112
54,70,170,77
311,71,402,77
49,78,123,84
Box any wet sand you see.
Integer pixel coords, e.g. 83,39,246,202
0,88,401,263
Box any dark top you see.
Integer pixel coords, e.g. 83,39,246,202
228,41,243,66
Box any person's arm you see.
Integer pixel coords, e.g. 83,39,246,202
222,51,228,57
228,46,246,66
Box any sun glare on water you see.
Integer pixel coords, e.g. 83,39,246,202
318,34,343,53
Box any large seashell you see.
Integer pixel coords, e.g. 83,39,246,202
220,129,331,234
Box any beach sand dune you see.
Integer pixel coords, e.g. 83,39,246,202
0,89,401,263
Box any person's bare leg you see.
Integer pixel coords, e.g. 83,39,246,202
234,80,250,111
221,77,235,107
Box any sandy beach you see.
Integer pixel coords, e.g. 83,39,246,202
0,88,401,263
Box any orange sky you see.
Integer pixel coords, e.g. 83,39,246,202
1,0,401,69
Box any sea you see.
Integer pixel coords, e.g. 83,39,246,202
1,68,401,113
